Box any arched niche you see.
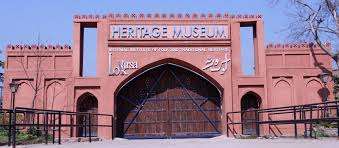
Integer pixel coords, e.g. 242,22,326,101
305,78,325,103
15,82,34,108
240,91,262,135
272,78,293,107
76,92,98,137
46,81,66,110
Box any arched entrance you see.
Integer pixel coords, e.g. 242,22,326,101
116,63,222,138
76,92,98,137
241,92,261,135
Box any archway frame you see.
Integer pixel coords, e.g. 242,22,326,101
76,92,99,137
45,80,65,110
76,92,99,115
13,80,34,108
113,58,225,138
240,91,262,110
272,77,295,106
304,77,324,87
240,91,262,135
114,58,224,97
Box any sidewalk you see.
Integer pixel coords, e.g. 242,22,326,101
9,136,339,148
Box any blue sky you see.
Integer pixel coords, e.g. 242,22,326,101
0,0,291,76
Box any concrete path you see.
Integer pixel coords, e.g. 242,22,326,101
6,136,339,148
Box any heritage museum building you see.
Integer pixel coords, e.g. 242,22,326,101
2,13,334,139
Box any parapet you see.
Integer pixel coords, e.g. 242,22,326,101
6,44,71,50
266,43,331,50
73,13,263,22
6,44,72,56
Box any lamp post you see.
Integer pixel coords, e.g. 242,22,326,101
9,82,19,109
319,72,331,86
9,81,19,148
318,72,332,118
318,72,331,102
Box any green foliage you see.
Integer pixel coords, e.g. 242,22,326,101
312,121,338,138
27,127,42,137
0,128,52,146
0,128,8,145
0,113,25,125
235,134,257,139
0,113,52,145
0,128,7,136
316,121,338,128
313,130,330,138
331,70,339,100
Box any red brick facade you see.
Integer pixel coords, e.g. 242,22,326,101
3,13,334,139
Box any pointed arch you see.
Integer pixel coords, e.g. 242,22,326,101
272,77,293,107
114,59,223,138
306,78,323,88
15,81,34,108
114,58,224,97
274,78,291,87
46,81,66,110
241,91,262,110
305,78,325,103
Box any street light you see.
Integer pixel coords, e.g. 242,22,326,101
9,81,19,109
9,81,19,147
318,72,332,118
318,72,332,103
319,72,331,85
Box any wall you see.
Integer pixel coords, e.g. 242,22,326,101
266,43,333,136
266,43,333,107
3,45,73,110
2,13,334,139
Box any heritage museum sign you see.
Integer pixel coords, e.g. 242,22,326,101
110,25,229,40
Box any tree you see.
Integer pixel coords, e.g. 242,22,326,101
15,45,72,109
16,46,48,109
273,0,338,99
274,0,338,67
0,50,4,82
0,50,4,108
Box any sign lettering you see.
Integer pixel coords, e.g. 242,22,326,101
108,53,138,76
110,25,229,40
203,56,231,75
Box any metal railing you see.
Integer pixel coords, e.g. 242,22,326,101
0,107,114,147
226,100,339,138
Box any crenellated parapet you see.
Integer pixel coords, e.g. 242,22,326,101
266,43,331,50
6,44,71,50
266,42,332,69
73,13,263,22
6,44,72,56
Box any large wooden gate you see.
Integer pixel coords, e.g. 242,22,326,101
116,64,222,138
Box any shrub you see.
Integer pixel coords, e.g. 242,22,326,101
27,127,42,137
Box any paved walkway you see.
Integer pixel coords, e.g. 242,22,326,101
7,136,339,148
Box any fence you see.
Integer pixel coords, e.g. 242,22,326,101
0,107,114,147
226,100,339,138
1,101,338,147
